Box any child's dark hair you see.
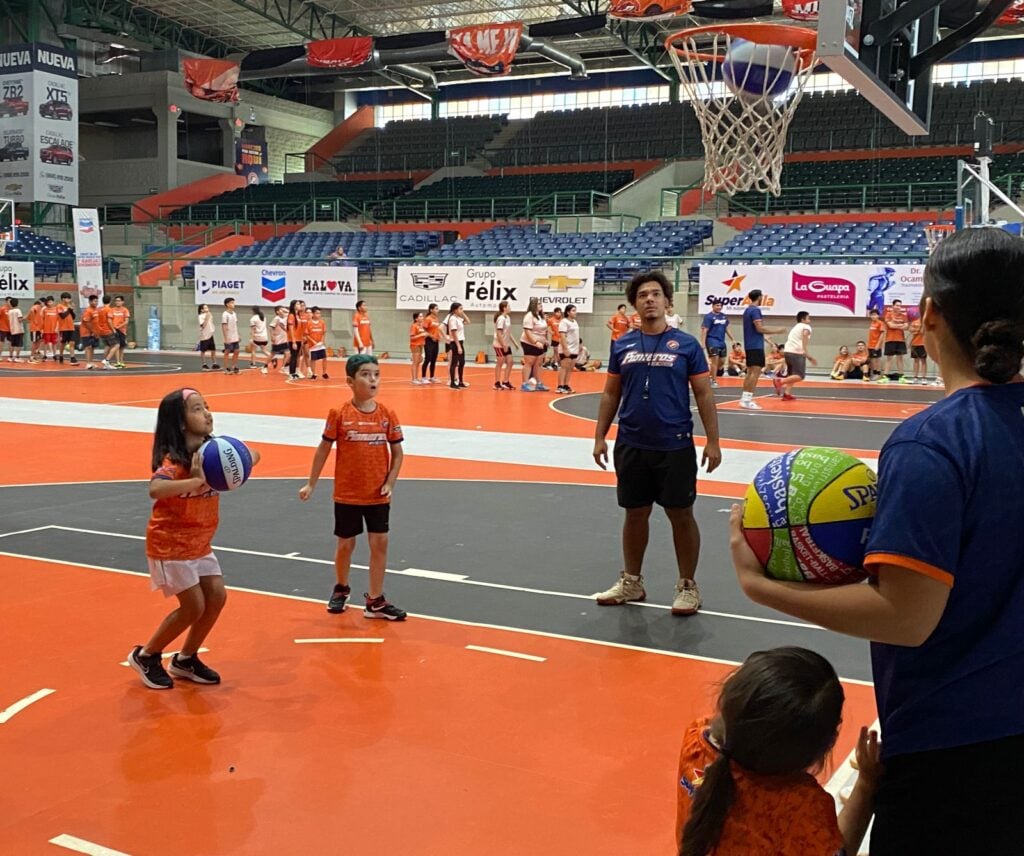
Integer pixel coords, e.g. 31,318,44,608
796,311,810,323
493,300,509,324
151,389,202,471
747,289,762,303
680,647,844,856
60,291,71,300
627,271,672,306
924,226,1024,384
223,297,234,307
252,307,264,321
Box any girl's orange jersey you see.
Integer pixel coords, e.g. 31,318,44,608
287,313,301,343
409,322,427,349
423,315,442,342
145,456,219,561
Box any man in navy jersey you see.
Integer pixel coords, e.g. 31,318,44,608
740,289,785,410
700,298,734,387
593,271,722,615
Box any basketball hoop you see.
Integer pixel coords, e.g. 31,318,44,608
666,23,818,196
924,224,955,254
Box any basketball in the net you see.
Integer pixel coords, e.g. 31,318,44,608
742,447,875,584
199,436,253,492
722,39,797,101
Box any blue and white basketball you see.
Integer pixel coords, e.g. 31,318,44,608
722,39,797,102
199,436,253,492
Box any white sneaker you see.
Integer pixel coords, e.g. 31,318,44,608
711,380,719,388
411,379,422,385
260,367,268,375
672,579,702,616
739,400,762,410
595,572,646,605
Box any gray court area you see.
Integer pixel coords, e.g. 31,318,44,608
0,351,193,377
555,386,943,449
0,479,873,681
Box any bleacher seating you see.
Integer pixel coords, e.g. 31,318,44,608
167,179,413,223
334,115,506,172
731,153,1024,213
381,170,635,220
695,221,931,279
491,103,702,166
422,220,713,281
4,232,75,280
182,229,441,280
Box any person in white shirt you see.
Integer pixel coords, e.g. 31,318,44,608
557,303,581,394
492,300,516,390
519,297,550,392
248,307,269,370
197,304,218,371
775,311,817,401
6,297,23,361
221,297,241,375
269,306,289,375
574,341,602,372
443,301,470,389
665,301,683,330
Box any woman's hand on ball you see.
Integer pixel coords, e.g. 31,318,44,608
729,503,769,598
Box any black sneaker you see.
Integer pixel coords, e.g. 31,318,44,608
211,363,221,369
168,653,221,684
501,381,514,390
232,367,240,375
364,593,407,621
322,373,329,379
327,583,351,613
202,364,211,371
493,382,502,390
128,645,173,690
69,357,78,365
58,355,64,364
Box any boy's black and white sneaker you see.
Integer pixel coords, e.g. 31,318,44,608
128,645,173,690
327,583,351,613
364,593,407,621
168,653,221,684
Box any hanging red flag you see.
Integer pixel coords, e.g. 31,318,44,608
780,0,818,22
448,22,523,76
998,0,1024,24
183,58,240,103
306,37,374,69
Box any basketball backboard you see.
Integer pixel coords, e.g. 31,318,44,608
816,0,1018,135
0,198,16,251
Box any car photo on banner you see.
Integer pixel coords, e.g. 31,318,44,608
40,144,73,165
0,96,29,118
39,100,73,120
0,141,28,161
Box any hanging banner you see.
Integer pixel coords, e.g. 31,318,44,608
395,265,595,312
698,263,924,317
305,37,374,69
0,259,34,299
781,0,819,21
0,43,78,205
183,58,240,103
234,140,268,185
72,207,104,307
448,23,523,76
194,264,358,309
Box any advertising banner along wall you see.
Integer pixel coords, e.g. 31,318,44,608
698,264,925,317
0,43,78,205
194,264,358,309
395,265,596,313
72,207,104,307
0,260,35,299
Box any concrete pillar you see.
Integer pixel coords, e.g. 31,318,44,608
219,119,237,169
155,101,179,191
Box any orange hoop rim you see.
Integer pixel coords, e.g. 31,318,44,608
924,224,956,233
665,23,818,68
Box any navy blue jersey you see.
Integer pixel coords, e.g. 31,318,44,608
742,305,764,350
701,311,729,347
864,382,1024,759
608,328,709,451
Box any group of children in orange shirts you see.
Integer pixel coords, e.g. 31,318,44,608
0,291,130,368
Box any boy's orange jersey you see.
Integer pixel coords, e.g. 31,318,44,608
547,316,561,343
58,304,75,332
27,304,42,332
609,314,630,341
353,314,372,346
910,320,925,347
322,402,403,506
305,318,326,348
94,305,114,336
110,306,129,332
676,718,842,856
42,305,60,334
884,307,907,343
0,306,8,333
867,318,886,350
81,306,99,336
145,456,220,560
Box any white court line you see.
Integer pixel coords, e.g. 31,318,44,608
466,645,546,662
36,525,822,631
2,548,879,683
0,525,57,539
49,833,133,856
0,688,56,724
118,648,208,667
294,638,384,644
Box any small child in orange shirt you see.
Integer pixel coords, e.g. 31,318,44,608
305,306,329,380
128,388,260,690
677,647,881,856
299,355,406,621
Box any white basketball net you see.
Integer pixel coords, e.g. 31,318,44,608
668,31,817,196
924,224,955,254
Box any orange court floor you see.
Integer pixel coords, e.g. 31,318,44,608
0,358,887,855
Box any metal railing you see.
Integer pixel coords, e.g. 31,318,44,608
487,138,695,167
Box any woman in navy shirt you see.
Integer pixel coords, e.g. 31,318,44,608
731,227,1024,855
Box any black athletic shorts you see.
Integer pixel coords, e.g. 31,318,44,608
884,341,907,356
614,443,698,510
706,345,727,358
521,342,546,357
868,348,882,359
870,732,1024,856
199,337,216,352
9,333,23,348
271,342,288,355
115,331,127,347
0,331,8,342
911,345,927,359
309,348,326,361
745,348,766,368
61,330,75,344
224,341,239,353
79,336,97,349
334,502,390,539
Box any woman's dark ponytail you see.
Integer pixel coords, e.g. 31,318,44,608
972,319,1024,384
680,755,736,856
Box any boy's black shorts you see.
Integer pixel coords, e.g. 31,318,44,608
334,502,390,539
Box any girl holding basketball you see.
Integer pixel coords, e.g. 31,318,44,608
677,647,880,856
731,227,1024,854
128,388,260,690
